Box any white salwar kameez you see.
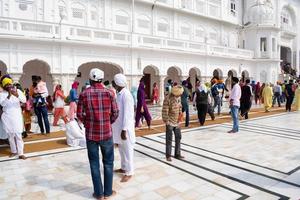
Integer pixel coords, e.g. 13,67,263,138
0,89,26,155
112,88,136,176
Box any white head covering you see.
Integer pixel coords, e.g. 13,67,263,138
198,83,207,93
89,68,104,81
114,73,127,87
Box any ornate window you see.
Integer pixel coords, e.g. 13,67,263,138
180,22,191,40
157,19,168,32
157,18,169,37
70,3,86,25
136,14,151,34
260,37,267,52
208,28,218,44
114,10,130,31
195,26,205,42
281,8,291,25
230,0,236,16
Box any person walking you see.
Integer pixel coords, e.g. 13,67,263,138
228,77,241,133
240,79,253,119
152,82,159,105
53,84,68,126
0,77,26,159
259,83,265,104
285,79,295,112
254,82,261,104
193,83,214,126
23,88,32,134
211,79,222,115
68,81,79,120
31,76,50,134
112,74,136,183
272,82,282,107
181,81,190,127
135,78,152,129
77,68,119,200
262,83,273,112
162,85,184,162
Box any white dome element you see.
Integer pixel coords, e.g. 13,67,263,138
247,0,274,25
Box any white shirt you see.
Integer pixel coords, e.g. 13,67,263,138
112,88,136,144
229,84,241,107
54,96,65,108
0,89,26,134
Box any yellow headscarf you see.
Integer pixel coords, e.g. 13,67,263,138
2,77,13,87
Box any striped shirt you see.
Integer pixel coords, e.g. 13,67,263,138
77,83,119,142
162,94,182,127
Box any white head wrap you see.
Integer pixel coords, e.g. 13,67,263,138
114,73,127,87
89,68,104,81
198,84,207,93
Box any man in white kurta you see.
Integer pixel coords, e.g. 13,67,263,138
0,77,26,159
112,74,136,182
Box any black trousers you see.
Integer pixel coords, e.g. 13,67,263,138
197,104,208,125
286,96,294,112
240,101,252,119
166,125,181,157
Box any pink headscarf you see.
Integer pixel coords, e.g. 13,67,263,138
72,81,79,89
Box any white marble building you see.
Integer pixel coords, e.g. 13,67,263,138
0,0,299,101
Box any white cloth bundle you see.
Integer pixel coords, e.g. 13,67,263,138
65,120,86,147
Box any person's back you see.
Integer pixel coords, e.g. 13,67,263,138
77,83,118,141
77,68,119,199
286,83,295,97
195,90,208,105
241,84,252,101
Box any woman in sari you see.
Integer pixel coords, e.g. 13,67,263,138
135,78,152,129
53,84,68,126
68,81,79,120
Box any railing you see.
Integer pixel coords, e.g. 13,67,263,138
0,18,254,59
280,24,297,35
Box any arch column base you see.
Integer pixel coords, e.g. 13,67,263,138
159,75,167,106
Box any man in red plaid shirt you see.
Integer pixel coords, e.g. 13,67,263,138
77,68,119,200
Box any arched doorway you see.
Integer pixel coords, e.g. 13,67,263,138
20,59,53,92
188,67,201,89
143,65,159,100
165,66,182,85
260,70,267,83
213,68,223,80
241,70,250,82
228,69,237,78
0,60,7,76
280,46,292,65
76,62,123,90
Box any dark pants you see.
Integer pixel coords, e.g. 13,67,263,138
182,103,189,127
207,104,215,120
166,125,181,157
197,104,208,126
87,138,114,198
34,106,50,134
255,95,260,104
286,96,294,112
272,92,281,107
213,96,221,115
240,101,252,119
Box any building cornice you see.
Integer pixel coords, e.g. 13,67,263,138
136,0,242,27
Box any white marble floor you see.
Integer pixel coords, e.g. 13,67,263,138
0,112,299,200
